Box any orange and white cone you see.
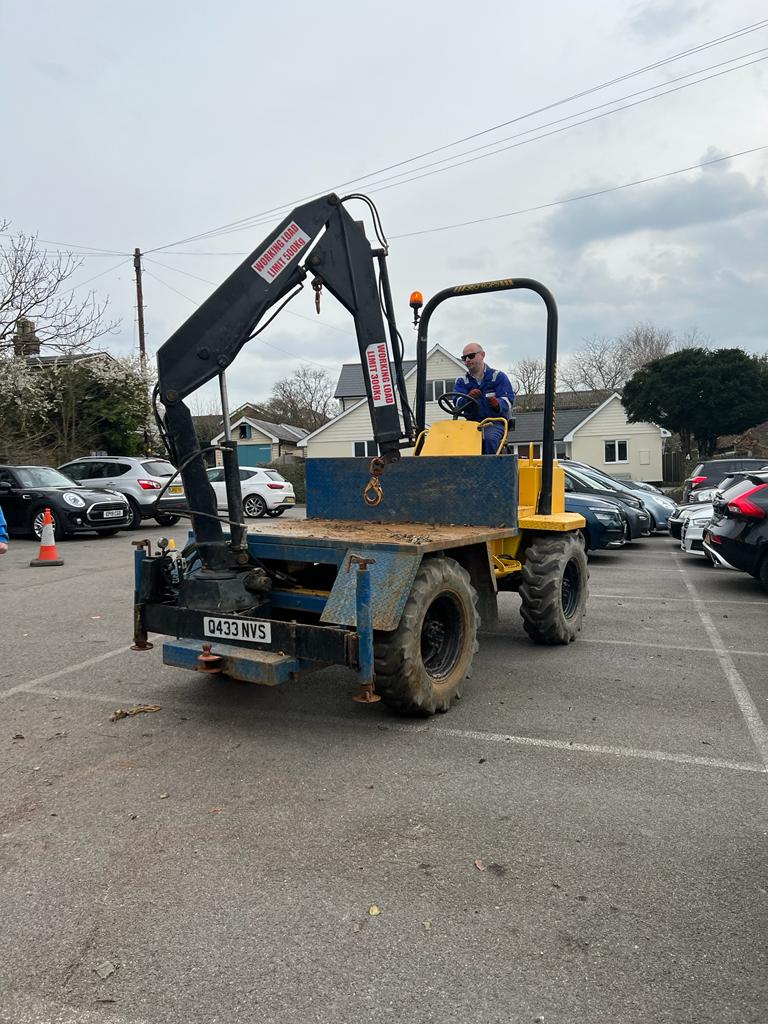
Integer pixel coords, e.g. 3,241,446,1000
30,507,64,567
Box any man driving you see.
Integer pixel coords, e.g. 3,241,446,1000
453,343,515,454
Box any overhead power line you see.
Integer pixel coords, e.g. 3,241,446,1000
167,49,768,245
139,260,342,368
390,144,768,239
146,17,768,253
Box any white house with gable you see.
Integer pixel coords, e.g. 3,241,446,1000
301,352,667,481
300,344,464,458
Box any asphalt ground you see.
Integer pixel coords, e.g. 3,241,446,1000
1,521,766,1024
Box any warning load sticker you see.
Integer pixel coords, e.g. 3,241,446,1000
365,343,396,407
252,221,311,282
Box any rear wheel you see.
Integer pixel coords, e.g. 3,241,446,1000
126,498,143,530
519,532,589,644
374,556,479,716
243,493,267,518
759,555,768,594
155,512,180,526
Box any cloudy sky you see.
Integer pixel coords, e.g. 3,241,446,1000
2,0,766,411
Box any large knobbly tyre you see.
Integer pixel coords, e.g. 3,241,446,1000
519,532,589,644
374,556,479,716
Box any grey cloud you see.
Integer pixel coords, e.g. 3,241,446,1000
543,159,768,249
627,1,710,42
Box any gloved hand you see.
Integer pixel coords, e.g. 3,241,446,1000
468,388,482,399
487,396,500,409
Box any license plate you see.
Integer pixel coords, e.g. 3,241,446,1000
203,615,271,644
169,485,184,495
103,509,124,519
284,497,295,504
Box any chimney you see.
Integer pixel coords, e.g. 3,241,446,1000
13,318,41,357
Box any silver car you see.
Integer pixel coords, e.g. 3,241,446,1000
58,455,186,529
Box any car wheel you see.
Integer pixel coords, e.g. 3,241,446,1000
31,507,63,541
265,507,287,517
155,513,180,526
126,498,143,530
759,556,768,594
243,494,267,518
648,513,656,532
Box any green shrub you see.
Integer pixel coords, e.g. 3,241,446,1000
268,460,306,503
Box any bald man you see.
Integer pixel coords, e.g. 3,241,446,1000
453,343,515,454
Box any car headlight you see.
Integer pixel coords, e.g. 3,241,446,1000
692,516,712,527
658,499,676,510
63,492,86,508
590,508,620,523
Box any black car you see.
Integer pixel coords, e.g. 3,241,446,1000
0,465,130,539
565,492,626,551
704,472,768,590
682,458,768,503
563,466,651,539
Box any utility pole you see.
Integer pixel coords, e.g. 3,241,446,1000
133,247,147,368
134,247,151,453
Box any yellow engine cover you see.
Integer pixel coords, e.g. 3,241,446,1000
418,419,483,456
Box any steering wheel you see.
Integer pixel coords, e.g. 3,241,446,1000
437,390,482,419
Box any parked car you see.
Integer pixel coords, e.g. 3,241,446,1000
563,466,650,539
0,465,130,539
682,458,768,503
563,460,677,531
704,472,768,590
206,466,296,518
58,455,186,529
565,492,626,552
671,470,768,539
680,505,715,556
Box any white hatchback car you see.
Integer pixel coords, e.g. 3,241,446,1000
206,466,296,518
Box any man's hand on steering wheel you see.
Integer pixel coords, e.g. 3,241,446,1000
437,390,483,419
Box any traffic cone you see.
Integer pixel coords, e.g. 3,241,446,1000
30,507,64,567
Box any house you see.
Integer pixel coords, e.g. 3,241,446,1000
302,344,464,458
303,348,667,480
211,414,308,465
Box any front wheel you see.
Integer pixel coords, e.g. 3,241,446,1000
374,556,479,716
243,494,267,518
31,507,63,541
519,532,589,644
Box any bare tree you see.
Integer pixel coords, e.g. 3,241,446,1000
510,357,546,409
616,321,675,375
0,231,118,354
560,322,686,392
559,335,626,391
264,367,339,431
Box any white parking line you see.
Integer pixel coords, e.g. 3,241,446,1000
673,553,768,767
0,645,132,702
590,592,767,606
14,683,767,776
582,637,768,658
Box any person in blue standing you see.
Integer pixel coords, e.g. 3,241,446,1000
453,342,515,454
0,502,8,556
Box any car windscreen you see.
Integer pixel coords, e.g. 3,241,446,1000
567,467,612,491
16,467,77,488
720,476,768,501
142,460,176,477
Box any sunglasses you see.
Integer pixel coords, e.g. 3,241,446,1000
461,351,482,361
